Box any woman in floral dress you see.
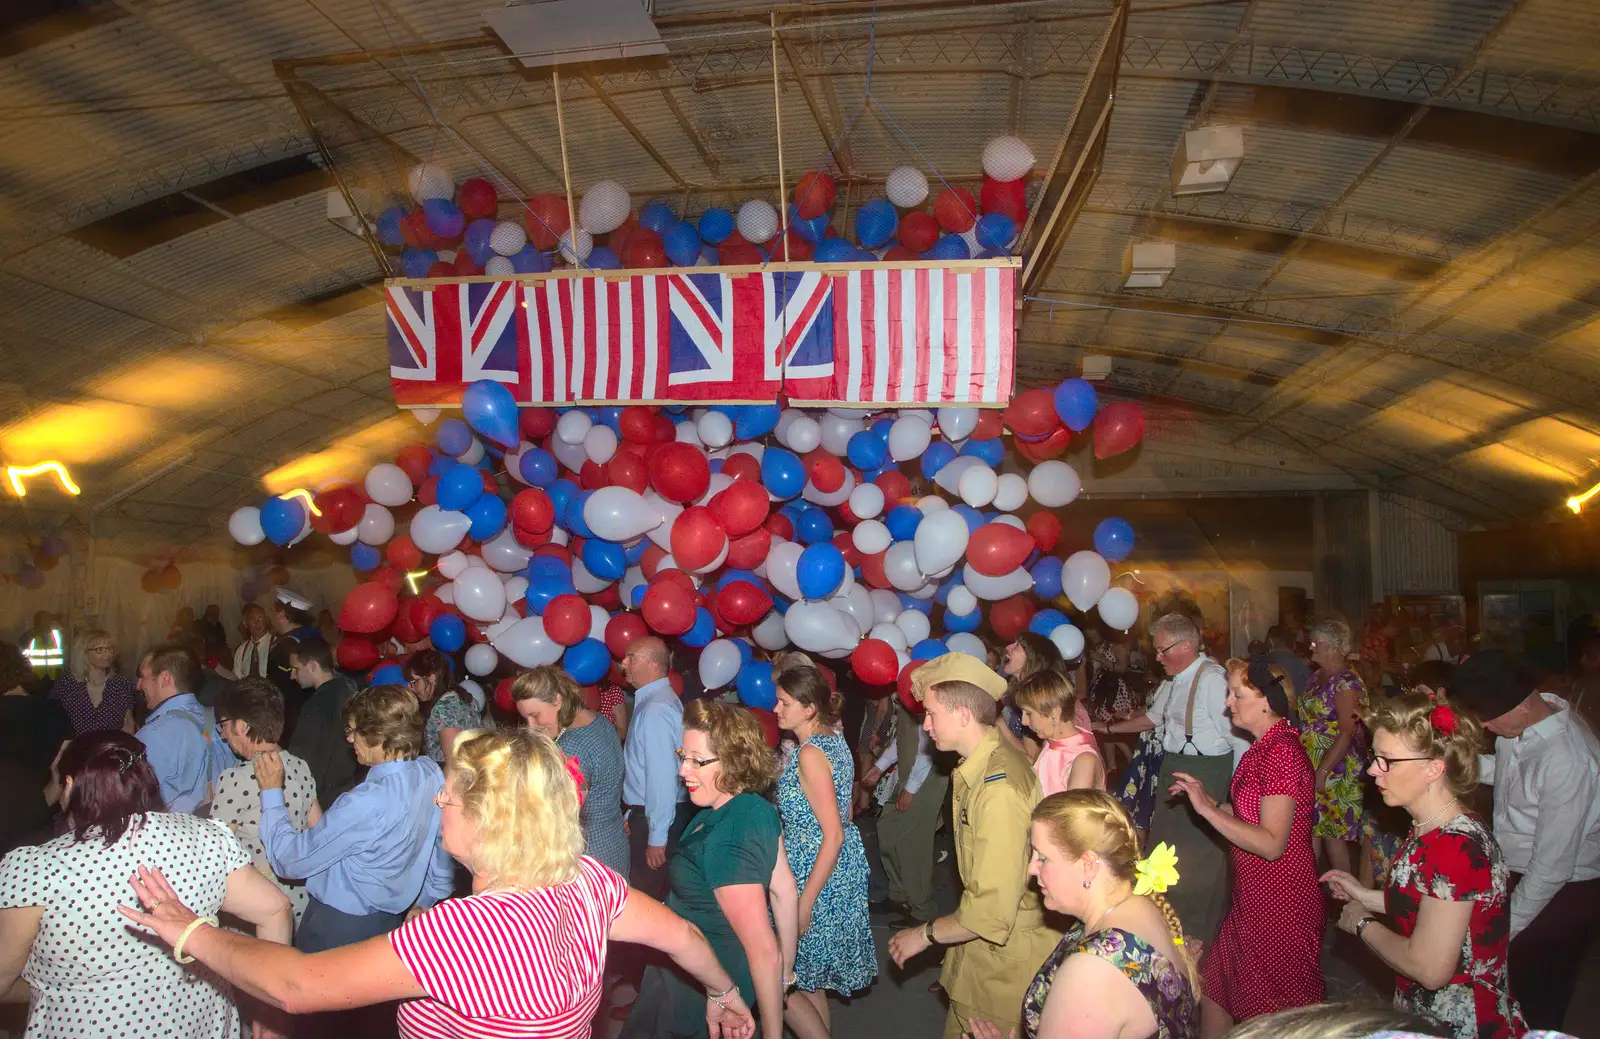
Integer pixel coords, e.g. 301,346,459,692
1297,619,1370,875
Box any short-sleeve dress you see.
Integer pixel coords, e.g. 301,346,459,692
1295,666,1370,840
0,812,252,1039
620,793,779,1039
776,732,878,995
1022,924,1198,1039
424,688,482,765
211,750,319,922
1385,813,1526,1039
389,856,631,1038
556,716,629,878
47,672,140,736
1202,718,1324,1020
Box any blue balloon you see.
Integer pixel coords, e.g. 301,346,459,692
624,538,649,565
1030,556,1064,599
847,430,887,470
1053,378,1099,432
789,207,829,244
629,584,647,608
920,441,957,480
898,593,933,615
854,199,899,249
430,614,467,653
437,463,485,512
259,496,305,546
546,479,578,523
639,203,677,234
510,244,551,274
926,234,969,260
596,407,623,435
945,605,982,633
437,418,473,457
681,607,717,649
463,218,496,265
794,507,834,546
762,448,806,500
870,417,894,443
565,491,596,539
400,248,437,278
466,493,507,541
518,447,556,487
885,505,923,542
813,238,856,263
950,504,984,534
586,246,621,271
376,206,405,246
975,212,1017,252
717,569,765,591
664,221,703,267
422,197,464,239
910,638,947,661
524,557,575,615
699,208,734,244
582,538,627,580
733,638,754,669
733,404,781,441
959,437,1006,468
564,639,610,685
933,570,963,606
797,544,846,600
737,661,777,710
1093,517,1136,563
462,380,520,448
1029,608,1070,637
370,664,407,687
350,542,380,572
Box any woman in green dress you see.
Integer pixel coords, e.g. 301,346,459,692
621,700,790,1039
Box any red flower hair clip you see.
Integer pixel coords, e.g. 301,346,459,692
1429,704,1458,735
565,756,587,808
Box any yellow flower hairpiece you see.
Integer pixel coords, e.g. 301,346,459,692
1133,842,1180,897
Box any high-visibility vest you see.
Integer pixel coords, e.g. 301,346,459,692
22,628,64,672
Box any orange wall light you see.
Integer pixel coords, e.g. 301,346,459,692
6,461,81,498
1566,481,1600,515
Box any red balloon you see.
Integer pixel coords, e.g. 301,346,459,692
605,613,649,658
898,210,939,253
339,582,399,634
619,407,657,444
511,488,555,533
763,512,794,541
590,585,622,611
417,475,439,508
314,486,364,534
972,410,1004,440
512,524,551,549
458,177,498,220
337,637,380,672
718,240,762,266
579,460,610,491
721,452,762,484
1015,426,1071,462
980,175,1028,224
896,660,927,715
934,187,977,232
832,532,863,569
650,442,711,504
874,470,911,505
709,481,770,537
452,253,481,277
990,595,1038,643
642,580,696,636
880,245,917,261
1027,512,1062,553
717,580,773,626
624,229,667,269
520,408,556,440
391,606,421,645
543,593,591,646
794,171,836,220
426,261,453,278
967,523,1036,577
667,670,685,696
671,507,726,573
725,528,772,570
609,220,636,260
607,452,649,494
852,638,899,686
860,549,890,589
652,415,678,443
639,543,668,581
494,677,516,714
777,233,812,262
408,593,445,633
371,565,406,597
1004,387,1059,438
745,706,781,749
385,535,423,572
654,568,698,598
396,445,432,486
805,450,845,493
525,194,570,250
1093,401,1146,460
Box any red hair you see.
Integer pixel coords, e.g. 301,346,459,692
58,731,164,845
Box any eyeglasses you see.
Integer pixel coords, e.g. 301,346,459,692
433,790,462,809
675,750,720,768
1154,641,1184,657
343,726,357,738
1372,754,1433,772
88,645,115,653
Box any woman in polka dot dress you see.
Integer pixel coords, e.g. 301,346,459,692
0,731,292,1039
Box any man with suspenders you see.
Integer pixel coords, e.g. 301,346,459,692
135,642,235,815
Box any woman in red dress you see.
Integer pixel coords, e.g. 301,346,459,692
1169,658,1323,1037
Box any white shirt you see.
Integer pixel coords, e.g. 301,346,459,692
1145,655,1248,769
1478,694,1600,938
232,633,274,678
874,727,934,796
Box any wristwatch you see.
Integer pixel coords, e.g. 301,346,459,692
923,920,940,946
1355,915,1375,941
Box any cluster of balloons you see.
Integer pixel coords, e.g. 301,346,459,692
8,535,68,590
138,563,183,594
229,376,1148,713
376,137,1037,277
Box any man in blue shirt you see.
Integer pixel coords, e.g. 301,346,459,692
620,635,694,902
135,642,236,814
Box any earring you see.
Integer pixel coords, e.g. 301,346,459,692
1082,879,1092,889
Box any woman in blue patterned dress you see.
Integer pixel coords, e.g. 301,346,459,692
773,660,877,1029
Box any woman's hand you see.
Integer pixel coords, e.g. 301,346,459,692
964,1019,1017,1039
1335,900,1371,936
116,865,201,948
887,922,931,968
797,892,814,936
706,989,756,1039
1167,772,1217,816
253,751,285,792
1314,767,1329,793
1320,869,1369,902
862,766,883,786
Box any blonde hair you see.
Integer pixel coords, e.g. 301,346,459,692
342,685,423,760
72,629,115,680
1031,790,1200,995
510,666,583,731
1224,1002,1433,1039
1012,668,1078,720
1365,692,1483,800
447,728,584,889
684,700,779,794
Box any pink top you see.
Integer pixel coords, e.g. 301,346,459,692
1034,731,1104,796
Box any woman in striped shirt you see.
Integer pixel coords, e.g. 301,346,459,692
117,728,757,1039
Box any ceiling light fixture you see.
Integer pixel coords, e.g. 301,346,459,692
281,488,323,517
406,570,431,595
1566,480,1600,514
6,461,81,498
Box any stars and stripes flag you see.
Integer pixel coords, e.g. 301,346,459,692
387,261,1016,407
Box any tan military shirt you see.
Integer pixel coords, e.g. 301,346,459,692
940,727,1065,1022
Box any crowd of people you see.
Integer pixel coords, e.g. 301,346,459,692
0,588,1594,1039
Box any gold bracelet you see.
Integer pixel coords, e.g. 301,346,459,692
173,916,218,964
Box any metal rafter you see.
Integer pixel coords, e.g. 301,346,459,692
580,72,689,188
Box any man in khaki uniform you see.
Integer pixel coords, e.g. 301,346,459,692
887,653,1063,1039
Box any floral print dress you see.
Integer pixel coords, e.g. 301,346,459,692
1022,924,1198,1039
1295,667,1369,840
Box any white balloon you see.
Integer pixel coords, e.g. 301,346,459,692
852,519,892,556
699,639,742,690
833,583,875,633
1049,623,1086,661
643,491,682,551
1062,550,1112,612
849,482,885,519
356,504,395,546
557,410,592,445
411,505,472,554
413,408,441,425
584,424,618,464
736,199,780,244
801,471,855,508
752,610,790,651
1098,587,1141,632
887,416,932,463
958,465,999,508
571,556,614,594
884,541,925,592
946,584,978,617
484,256,514,277
780,413,821,454
906,581,938,600
364,463,414,507
901,408,935,425
437,550,471,580
456,439,485,465
465,554,489,569
620,565,648,607
578,180,631,234
963,563,1034,600
936,407,978,442
464,643,499,676
228,507,264,546
481,527,533,573
328,524,360,546
946,632,988,660
982,135,1037,181
674,419,703,446
503,575,529,603
559,229,594,264
916,495,950,515
993,473,1029,512
489,220,527,257
992,514,1026,531
436,584,455,605
455,567,507,622
818,413,862,457
407,162,454,201
1028,460,1081,508
590,603,614,643
913,509,970,576
584,487,659,542
869,622,908,654
894,609,931,645
695,472,734,509
870,588,902,625
933,455,984,495
784,601,860,654
548,527,569,547
492,615,563,668
696,410,734,448
766,540,804,601
550,435,588,475
885,166,929,208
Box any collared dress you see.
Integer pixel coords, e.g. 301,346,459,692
48,672,139,735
